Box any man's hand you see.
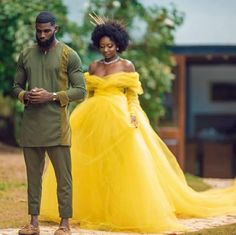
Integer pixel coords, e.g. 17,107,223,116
28,87,53,104
130,114,138,128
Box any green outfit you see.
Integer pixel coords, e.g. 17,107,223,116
13,41,86,217
23,146,72,217
13,42,86,147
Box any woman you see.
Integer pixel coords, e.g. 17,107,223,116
41,17,236,233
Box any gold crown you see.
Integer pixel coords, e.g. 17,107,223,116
89,12,105,26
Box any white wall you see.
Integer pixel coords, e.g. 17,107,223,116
188,65,236,136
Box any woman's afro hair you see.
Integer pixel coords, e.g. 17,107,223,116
91,20,129,53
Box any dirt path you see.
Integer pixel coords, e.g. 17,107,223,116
1,214,236,235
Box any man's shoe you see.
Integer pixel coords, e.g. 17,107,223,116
54,226,71,235
18,224,40,235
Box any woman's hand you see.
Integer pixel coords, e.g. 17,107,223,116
130,114,138,128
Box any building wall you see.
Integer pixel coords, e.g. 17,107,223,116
188,65,236,137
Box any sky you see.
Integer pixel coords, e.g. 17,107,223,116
63,0,236,45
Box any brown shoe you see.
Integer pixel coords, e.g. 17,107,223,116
54,226,71,235
18,224,40,235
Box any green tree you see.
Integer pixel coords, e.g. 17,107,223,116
78,0,184,128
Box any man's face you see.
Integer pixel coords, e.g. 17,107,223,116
35,22,57,48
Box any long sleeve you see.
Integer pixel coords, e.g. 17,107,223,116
57,49,86,106
125,88,140,115
12,52,27,103
125,73,143,115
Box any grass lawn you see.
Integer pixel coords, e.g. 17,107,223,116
0,151,28,228
0,149,236,234
185,173,211,191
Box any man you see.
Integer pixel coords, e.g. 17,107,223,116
13,11,86,235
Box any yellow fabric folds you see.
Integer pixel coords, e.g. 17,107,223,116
41,72,236,233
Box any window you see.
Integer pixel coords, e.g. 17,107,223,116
211,82,236,101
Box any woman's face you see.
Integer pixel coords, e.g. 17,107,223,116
99,36,117,60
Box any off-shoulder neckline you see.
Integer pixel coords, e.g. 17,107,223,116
85,71,138,79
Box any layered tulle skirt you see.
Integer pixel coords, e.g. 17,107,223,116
41,91,236,233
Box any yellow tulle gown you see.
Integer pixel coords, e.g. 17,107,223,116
41,72,236,233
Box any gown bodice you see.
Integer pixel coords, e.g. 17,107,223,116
84,72,143,96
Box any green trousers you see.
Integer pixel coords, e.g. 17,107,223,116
23,146,72,218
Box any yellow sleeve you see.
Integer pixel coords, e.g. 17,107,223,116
125,88,140,115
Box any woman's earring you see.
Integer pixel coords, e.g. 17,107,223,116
116,48,119,51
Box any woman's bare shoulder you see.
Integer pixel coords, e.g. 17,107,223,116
120,59,135,72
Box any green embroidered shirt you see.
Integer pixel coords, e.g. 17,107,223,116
13,42,86,147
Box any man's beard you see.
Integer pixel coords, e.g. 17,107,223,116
36,33,55,49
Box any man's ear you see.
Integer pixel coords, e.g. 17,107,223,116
55,25,59,33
